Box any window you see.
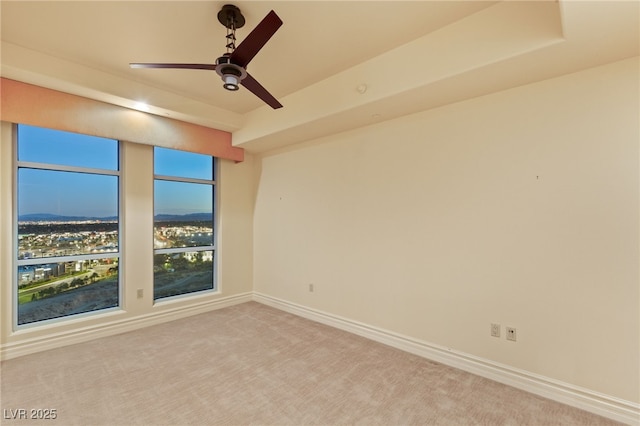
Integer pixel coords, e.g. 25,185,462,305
16,124,120,326
153,147,215,300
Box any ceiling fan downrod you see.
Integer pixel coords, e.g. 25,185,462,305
216,4,247,90
218,4,245,54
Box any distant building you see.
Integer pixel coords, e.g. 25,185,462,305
18,266,35,283
183,251,213,263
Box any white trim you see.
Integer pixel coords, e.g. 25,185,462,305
253,292,640,426
1,292,252,361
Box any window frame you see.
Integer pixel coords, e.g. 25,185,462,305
152,149,217,302
13,124,123,329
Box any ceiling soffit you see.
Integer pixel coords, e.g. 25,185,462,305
234,1,564,151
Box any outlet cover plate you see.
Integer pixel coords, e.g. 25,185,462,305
491,323,500,337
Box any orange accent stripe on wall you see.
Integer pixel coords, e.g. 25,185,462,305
0,78,243,162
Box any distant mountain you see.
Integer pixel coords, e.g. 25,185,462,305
19,213,118,222
19,212,211,222
154,213,212,222
18,213,213,222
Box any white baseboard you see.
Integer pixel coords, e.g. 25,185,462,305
1,292,252,361
253,292,640,426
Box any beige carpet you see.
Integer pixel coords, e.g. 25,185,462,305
0,302,621,425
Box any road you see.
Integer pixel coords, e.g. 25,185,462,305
19,270,95,300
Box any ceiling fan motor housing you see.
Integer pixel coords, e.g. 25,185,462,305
216,55,247,91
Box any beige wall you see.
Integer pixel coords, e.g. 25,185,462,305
253,57,639,402
0,128,255,355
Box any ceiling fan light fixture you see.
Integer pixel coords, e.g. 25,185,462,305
216,58,247,92
223,74,240,91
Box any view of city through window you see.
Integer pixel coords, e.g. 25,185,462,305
16,126,216,326
153,147,215,299
17,125,120,325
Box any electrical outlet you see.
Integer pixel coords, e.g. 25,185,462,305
137,289,144,299
491,323,501,338
308,283,314,292
506,327,517,341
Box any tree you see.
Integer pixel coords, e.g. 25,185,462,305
172,255,189,271
154,254,168,269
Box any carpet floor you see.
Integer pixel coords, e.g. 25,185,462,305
0,302,621,425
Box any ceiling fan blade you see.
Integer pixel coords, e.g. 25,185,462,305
230,10,282,68
130,63,217,70
241,73,282,109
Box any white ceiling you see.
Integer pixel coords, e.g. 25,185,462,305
1,1,638,153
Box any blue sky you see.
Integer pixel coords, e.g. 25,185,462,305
154,181,213,216
18,169,119,218
154,147,214,216
154,147,213,181
18,125,213,218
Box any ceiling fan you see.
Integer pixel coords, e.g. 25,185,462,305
130,4,283,109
